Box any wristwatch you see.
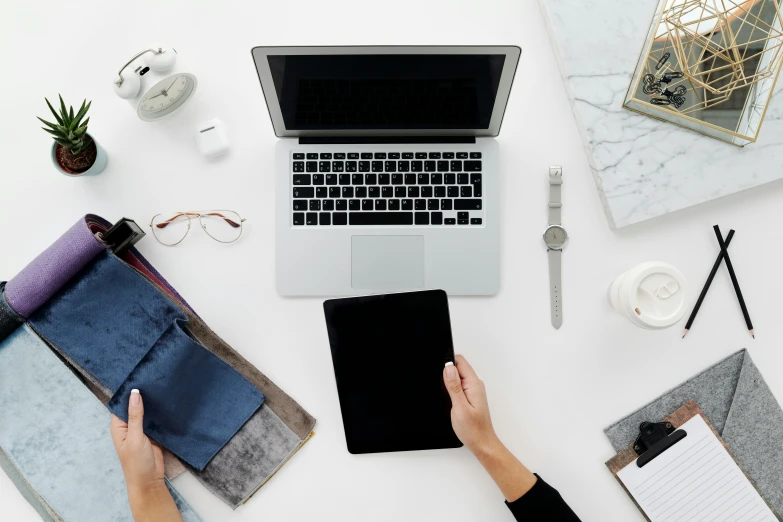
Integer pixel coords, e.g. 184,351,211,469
543,166,568,329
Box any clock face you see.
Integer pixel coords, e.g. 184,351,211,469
138,74,196,120
544,225,568,249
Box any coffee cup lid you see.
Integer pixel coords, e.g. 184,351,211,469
624,262,688,328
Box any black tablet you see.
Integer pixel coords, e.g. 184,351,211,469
323,290,462,454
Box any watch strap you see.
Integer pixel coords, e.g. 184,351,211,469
548,249,562,328
548,166,562,226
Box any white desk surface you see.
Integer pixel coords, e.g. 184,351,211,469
2,1,783,521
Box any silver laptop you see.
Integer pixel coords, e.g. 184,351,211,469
251,46,520,296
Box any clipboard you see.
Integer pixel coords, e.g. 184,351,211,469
606,401,780,522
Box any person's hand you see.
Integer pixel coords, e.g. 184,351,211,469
443,354,500,456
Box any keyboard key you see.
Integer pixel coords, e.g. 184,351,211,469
293,153,305,160
405,174,417,185
329,187,340,198
415,212,430,225
306,161,317,172
471,218,482,225
332,161,344,172
455,199,483,210
385,161,396,172
339,174,351,185
458,174,469,184
334,153,346,159
379,174,390,185
362,199,373,211
445,218,456,225
428,199,439,210
293,212,304,225
359,161,370,172
375,199,387,211
333,212,347,225
365,174,377,185
398,161,410,172
336,199,347,211
316,187,327,198
402,152,414,159
448,186,459,197
293,200,308,211
445,173,456,184
293,187,314,198
443,152,454,159
402,199,413,210
293,161,304,172
389,153,400,159
319,212,331,225
374,152,387,159
350,212,413,225
382,186,393,197
421,186,433,197
395,186,406,198
461,186,472,197
306,153,318,160
464,160,482,171
458,212,469,220
457,152,468,159
293,174,310,185
437,160,449,171
372,161,383,172
389,199,400,210
361,152,373,159
424,161,436,172
326,174,337,185
458,219,470,225
352,174,363,185
415,152,427,159
415,199,426,210
392,174,403,185
431,173,443,185
411,161,423,171
428,152,441,159
306,213,318,225
450,160,463,171
369,187,380,198
408,186,420,197
435,186,446,197
319,161,331,172
313,174,324,185
320,153,332,159
471,174,483,197
431,212,443,225
310,200,321,211
346,161,357,172
356,187,367,198
470,152,482,159
348,153,360,159
323,200,335,211
418,173,430,185
441,199,452,210
349,200,360,211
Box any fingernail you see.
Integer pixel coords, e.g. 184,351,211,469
130,389,140,406
445,361,456,379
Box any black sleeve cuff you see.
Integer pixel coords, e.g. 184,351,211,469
505,474,581,521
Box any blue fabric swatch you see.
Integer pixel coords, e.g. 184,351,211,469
28,251,265,470
0,325,202,521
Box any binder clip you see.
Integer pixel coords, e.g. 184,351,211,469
100,218,146,256
632,421,687,468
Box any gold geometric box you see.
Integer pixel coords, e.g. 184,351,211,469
624,0,783,146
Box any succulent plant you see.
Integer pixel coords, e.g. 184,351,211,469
38,95,92,156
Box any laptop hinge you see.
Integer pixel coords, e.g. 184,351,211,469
298,136,476,145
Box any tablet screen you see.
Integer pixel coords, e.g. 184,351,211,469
323,290,462,454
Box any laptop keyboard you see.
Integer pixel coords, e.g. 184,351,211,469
291,151,483,226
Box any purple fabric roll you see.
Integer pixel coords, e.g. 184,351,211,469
5,216,105,318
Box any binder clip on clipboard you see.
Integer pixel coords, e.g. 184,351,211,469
632,421,687,468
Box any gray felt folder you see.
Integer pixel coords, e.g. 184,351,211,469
604,349,783,516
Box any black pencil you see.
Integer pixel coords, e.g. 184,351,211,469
714,225,754,338
682,229,735,339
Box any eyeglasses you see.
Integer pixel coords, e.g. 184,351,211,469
149,211,246,246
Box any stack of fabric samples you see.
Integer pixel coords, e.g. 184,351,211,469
0,214,315,521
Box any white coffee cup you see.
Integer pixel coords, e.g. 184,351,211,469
608,261,689,330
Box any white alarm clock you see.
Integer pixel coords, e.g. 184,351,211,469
113,46,197,121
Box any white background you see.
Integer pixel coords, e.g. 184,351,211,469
2,1,783,521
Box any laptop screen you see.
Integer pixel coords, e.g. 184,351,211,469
266,54,506,131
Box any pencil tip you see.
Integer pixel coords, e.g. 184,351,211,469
682,329,688,339
750,329,755,339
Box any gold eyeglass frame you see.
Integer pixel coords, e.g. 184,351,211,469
149,210,247,246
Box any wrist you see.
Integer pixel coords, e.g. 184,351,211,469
469,433,505,463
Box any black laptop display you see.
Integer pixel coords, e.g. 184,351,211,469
323,290,462,454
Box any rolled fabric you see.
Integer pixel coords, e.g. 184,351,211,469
0,283,25,342
4,216,106,318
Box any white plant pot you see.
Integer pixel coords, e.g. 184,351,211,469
50,133,107,177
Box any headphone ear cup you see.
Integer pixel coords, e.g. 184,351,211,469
147,47,177,72
113,71,141,99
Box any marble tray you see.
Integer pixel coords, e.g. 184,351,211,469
539,0,783,229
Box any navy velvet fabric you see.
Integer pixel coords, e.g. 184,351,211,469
0,283,24,342
28,251,265,470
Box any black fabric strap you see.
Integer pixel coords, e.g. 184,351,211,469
505,474,581,521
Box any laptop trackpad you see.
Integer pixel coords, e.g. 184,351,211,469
351,236,425,290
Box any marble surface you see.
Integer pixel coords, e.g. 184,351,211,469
539,0,783,229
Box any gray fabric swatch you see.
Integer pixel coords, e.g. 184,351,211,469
0,445,60,522
0,283,24,343
604,349,783,515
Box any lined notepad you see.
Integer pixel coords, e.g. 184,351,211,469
617,415,776,522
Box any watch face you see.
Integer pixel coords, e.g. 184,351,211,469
138,74,196,120
543,225,568,249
